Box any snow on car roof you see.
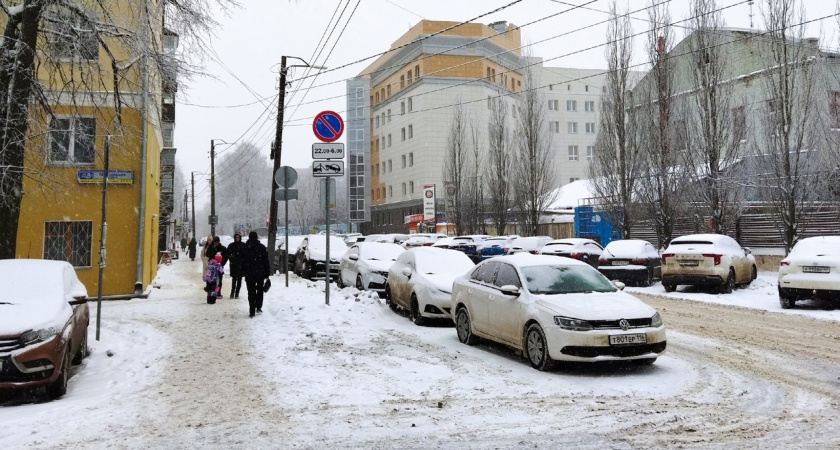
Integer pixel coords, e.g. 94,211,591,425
501,253,589,268
356,242,405,260
411,247,474,272
0,259,74,300
671,234,729,243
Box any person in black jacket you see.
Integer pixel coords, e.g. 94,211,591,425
241,231,270,317
227,233,246,298
204,236,228,298
188,237,197,260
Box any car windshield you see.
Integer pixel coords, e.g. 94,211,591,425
604,240,648,257
359,244,404,261
521,265,616,294
415,251,473,274
670,240,713,246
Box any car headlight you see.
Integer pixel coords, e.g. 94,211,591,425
651,312,663,328
20,327,56,346
553,316,593,331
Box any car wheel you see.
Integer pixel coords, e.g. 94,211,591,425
642,269,653,287
721,269,736,294
410,294,427,326
336,275,345,288
46,346,71,399
455,307,478,345
385,285,398,311
663,282,676,292
779,288,795,309
525,324,555,371
750,265,757,282
356,275,364,291
72,330,88,365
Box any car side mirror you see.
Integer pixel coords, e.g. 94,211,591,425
401,267,412,278
349,254,359,261
499,285,520,296
613,281,626,291
68,296,87,306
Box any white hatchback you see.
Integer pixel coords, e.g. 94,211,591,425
451,254,666,370
778,236,840,309
661,234,757,294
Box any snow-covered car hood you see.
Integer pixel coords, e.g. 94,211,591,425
0,300,70,336
362,259,395,273
308,248,342,261
422,273,459,293
533,291,656,321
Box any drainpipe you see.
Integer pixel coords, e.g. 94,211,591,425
134,21,150,294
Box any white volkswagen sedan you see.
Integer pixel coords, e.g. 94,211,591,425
661,234,757,293
451,254,666,370
385,247,475,325
337,242,405,294
778,236,840,309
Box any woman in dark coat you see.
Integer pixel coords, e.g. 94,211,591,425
241,231,270,317
188,237,197,260
226,233,246,298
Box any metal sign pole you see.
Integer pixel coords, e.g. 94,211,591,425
285,196,290,287
325,177,331,306
96,136,110,341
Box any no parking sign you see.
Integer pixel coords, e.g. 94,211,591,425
312,111,344,143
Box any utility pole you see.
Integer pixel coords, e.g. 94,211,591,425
191,172,197,239
267,56,326,274
210,139,216,236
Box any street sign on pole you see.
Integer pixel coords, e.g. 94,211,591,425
274,188,299,201
313,111,344,143
274,166,298,188
312,142,345,159
312,160,344,177
208,215,218,225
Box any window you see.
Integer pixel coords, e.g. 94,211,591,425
381,88,385,101
494,264,521,288
733,105,747,140
586,145,594,161
585,101,595,112
567,122,578,134
408,97,413,112
549,84,554,91
567,84,571,91
585,123,596,134
381,112,385,124
375,116,380,128
415,65,420,79
401,101,405,115
488,96,492,110
400,75,405,89
44,221,92,267
387,85,391,97
47,10,98,61
568,145,579,161
381,162,385,173
567,100,577,111
585,85,589,92
388,134,392,147
408,125,413,138
381,136,385,149
401,155,406,168
487,67,492,80
402,183,406,195
410,181,414,193
401,128,406,141
570,177,580,183
389,185,393,197
49,117,96,164
388,160,392,172
550,121,560,133
548,100,559,111
408,152,414,166
387,109,391,122
407,70,413,84
375,92,380,103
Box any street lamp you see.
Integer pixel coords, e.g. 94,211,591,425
209,139,234,236
267,56,327,274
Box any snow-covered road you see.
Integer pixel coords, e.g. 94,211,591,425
2,258,840,448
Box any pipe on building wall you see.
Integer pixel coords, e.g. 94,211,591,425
134,18,150,294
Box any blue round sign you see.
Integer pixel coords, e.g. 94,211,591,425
313,111,344,143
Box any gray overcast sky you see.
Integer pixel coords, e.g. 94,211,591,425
176,0,838,204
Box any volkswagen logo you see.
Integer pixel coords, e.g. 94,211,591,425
619,319,630,331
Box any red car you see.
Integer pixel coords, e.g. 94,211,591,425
0,260,90,399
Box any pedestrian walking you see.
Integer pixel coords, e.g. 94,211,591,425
188,237,197,261
180,237,188,253
241,231,270,318
227,233,246,298
204,236,228,298
203,254,225,304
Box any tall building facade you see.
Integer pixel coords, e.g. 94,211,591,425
348,20,606,234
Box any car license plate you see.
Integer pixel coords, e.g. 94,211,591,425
613,260,629,266
803,266,830,273
609,334,647,346
679,260,699,266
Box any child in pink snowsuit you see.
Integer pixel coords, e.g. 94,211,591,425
204,254,225,304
